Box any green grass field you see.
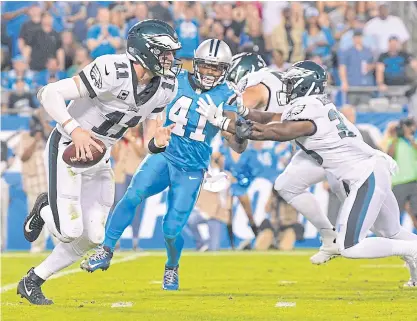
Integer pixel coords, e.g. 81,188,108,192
1,251,416,321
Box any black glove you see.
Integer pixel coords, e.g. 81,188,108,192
235,119,253,140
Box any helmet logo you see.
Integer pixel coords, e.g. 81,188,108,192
142,34,180,50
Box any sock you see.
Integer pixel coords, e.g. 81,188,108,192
34,242,82,280
288,192,334,231
342,237,417,259
165,234,184,268
103,195,141,252
319,228,337,248
250,223,258,237
390,228,417,241
40,205,60,238
227,224,234,249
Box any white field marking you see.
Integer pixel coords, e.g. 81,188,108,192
275,301,296,308
111,302,133,308
360,264,405,269
149,280,162,284
1,253,148,294
279,280,297,285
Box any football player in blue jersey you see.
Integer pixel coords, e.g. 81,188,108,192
81,39,247,290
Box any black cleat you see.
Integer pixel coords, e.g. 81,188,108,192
17,268,53,305
23,192,48,242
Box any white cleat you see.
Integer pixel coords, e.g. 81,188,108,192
310,228,340,265
310,246,340,265
402,253,417,288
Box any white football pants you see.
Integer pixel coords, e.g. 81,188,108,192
42,129,114,245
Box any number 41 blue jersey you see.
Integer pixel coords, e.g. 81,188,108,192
163,70,238,171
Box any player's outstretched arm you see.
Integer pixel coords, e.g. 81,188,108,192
236,120,316,142
245,109,281,124
222,111,247,153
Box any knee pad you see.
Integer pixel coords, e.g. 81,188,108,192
60,228,83,243
274,174,302,203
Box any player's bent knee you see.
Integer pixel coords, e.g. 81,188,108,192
162,221,183,239
88,228,105,245
60,225,84,242
55,233,74,243
71,234,96,256
123,187,143,209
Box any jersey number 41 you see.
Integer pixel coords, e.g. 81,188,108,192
168,96,208,142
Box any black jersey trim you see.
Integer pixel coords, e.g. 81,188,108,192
79,71,97,99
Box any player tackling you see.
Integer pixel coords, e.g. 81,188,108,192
17,20,182,305
81,39,247,291
199,60,417,287
227,53,341,264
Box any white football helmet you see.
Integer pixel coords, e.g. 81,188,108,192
193,39,233,90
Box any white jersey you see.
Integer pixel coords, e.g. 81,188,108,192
57,54,178,147
281,95,380,186
237,68,285,113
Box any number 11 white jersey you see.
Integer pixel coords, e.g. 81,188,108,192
281,95,379,185
56,54,178,147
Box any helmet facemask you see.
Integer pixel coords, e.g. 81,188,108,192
151,47,182,78
193,59,230,90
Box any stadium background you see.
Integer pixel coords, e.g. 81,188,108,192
1,1,416,251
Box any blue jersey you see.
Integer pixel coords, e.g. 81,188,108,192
163,71,238,171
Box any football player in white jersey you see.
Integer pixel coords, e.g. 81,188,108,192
226,54,342,265
208,60,417,287
227,52,285,114
17,20,182,305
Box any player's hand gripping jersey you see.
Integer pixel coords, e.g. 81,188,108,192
163,70,238,170
281,94,385,185
58,54,177,147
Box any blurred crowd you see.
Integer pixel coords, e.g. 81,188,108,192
2,1,417,115
1,1,417,252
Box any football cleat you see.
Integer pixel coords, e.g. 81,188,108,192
402,253,417,288
23,192,48,243
310,228,340,265
80,245,113,273
17,268,53,305
162,265,179,291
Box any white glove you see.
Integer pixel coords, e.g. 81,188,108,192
196,94,231,131
203,172,230,192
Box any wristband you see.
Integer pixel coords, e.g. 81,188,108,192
148,137,166,154
63,119,80,136
239,106,249,117
220,117,231,131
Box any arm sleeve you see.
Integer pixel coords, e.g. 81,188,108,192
78,55,115,99
37,77,89,127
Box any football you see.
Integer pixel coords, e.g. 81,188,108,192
62,137,107,168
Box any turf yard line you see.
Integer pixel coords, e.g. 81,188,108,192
0,252,148,294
